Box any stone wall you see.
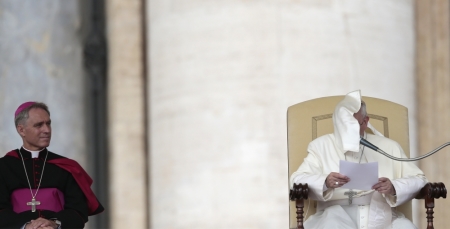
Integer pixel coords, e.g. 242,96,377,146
147,0,416,228
0,1,87,167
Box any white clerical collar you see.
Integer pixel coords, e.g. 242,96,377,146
22,146,42,158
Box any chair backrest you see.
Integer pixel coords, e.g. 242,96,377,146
287,96,412,228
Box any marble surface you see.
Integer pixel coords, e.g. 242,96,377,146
0,1,87,166
148,0,416,228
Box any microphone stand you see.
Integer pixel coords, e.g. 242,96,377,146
360,137,450,162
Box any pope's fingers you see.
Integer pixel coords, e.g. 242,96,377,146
333,173,350,180
328,172,346,179
372,182,383,190
326,173,350,188
378,177,391,183
375,183,393,192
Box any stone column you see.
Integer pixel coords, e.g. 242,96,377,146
416,0,450,227
106,0,148,228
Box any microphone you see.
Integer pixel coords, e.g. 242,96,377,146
360,137,450,162
360,138,379,152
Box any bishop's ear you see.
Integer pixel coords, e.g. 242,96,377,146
16,125,26,137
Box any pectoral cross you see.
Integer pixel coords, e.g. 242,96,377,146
344,190,357,204
27,198,40,212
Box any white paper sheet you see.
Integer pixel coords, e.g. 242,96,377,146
339,160,378,190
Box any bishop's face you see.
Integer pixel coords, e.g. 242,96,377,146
17,108,52,151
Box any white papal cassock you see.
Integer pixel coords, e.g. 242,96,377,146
290,90,427,229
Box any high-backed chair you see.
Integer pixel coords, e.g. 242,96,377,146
288,96,446,229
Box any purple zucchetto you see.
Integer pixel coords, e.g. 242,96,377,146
14,102,36,118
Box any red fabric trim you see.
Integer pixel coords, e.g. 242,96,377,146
6,151,18,159
6,150,100,215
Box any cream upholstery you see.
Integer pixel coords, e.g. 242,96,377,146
288,96,412,228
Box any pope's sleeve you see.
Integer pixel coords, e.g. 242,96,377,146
384,141,428,207
43,171,89,228
290,141,334,201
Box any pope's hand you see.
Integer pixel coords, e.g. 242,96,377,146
372,177,396,195
325,172,350,188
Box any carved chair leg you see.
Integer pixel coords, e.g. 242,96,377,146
425,196,435,229
295,198,305,229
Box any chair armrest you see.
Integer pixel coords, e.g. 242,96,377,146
414,182,446,229
415,182,446,200
289,184,309,229
290,183,309,201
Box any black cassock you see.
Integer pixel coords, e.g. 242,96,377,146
0,148,103,229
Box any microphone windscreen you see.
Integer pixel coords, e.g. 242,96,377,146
360,137,379,151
